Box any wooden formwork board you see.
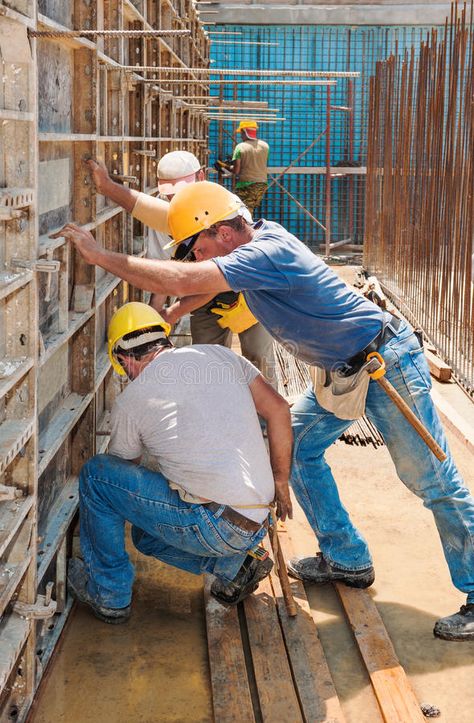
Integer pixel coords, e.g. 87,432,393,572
205,523,425,723
0,1,209,720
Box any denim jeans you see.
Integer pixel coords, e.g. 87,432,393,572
79,454,267,609
291,321,474,603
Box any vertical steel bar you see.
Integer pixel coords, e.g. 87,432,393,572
325,84,331,256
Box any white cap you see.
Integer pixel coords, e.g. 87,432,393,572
157,151,202,195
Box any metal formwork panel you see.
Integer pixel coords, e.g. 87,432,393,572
0,1,209,719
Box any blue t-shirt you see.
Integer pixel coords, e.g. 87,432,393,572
213,219,385,369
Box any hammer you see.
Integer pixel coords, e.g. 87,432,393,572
366,352,446,462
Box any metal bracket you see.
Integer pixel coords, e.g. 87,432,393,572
132,149,156,158
112,174,139,185
13,582,57,620
11,257,60,302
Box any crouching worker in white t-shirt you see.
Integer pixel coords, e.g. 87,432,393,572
68,302,292,624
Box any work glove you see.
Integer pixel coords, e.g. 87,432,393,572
210,293,258,334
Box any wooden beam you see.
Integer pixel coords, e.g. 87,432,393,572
277,527,347,722
424,348,452,382
335,585,425,723
204,577,255,723
244,575,303,722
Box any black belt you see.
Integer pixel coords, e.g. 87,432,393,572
204,502,268,533
344,314,402,374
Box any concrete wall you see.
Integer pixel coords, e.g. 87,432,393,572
198,1,452,25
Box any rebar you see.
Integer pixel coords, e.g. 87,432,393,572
114,65,360,78
210,41,279,47
29,29,191,38
138,79,337,86
206,116,285,122
364,0,473,395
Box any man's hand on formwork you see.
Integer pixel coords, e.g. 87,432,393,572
85,158,111,194
274,480,293,522
50,224,99,265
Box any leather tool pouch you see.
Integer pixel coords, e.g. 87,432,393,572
310,362,372,420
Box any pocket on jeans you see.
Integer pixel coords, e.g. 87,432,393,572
217,516,259,541
408,347,432,391
206,517,257,554
192,525,229,557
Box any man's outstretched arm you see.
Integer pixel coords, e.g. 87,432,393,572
50,224,231,297
86,159,169,233
86,159,139,213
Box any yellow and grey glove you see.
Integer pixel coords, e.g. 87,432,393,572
210,293,258,334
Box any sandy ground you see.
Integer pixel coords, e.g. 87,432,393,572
31,284,474,721
30,417,474,723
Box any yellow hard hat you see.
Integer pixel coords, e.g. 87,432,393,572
108,302,171,376
236,120,259,133
166,181,242,247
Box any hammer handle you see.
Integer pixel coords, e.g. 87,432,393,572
376,376,447,462
269,525,298,617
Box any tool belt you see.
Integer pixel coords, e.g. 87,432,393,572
310,314,402,421
204,502,269,533
344,314,402,374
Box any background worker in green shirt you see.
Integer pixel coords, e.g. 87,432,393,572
232,120,269,216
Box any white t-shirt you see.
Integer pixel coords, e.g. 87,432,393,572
108,345,274,522
147,227,173,260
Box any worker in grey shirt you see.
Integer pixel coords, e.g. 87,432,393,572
67,302,292,624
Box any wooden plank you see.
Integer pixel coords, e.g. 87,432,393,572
0,555,32,618
424,348,452,381
38,392,92,475
277,528,346,723
0,418,35,475
204,576,256,723
0,497,34,558
0,615,30,694
335,585,425,723
244,575,303,722
37,476,78,584
0,357,34,399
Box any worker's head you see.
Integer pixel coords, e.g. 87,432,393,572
108,302,172,380
166,181,249,262
157,151,205,200
237,120,258,140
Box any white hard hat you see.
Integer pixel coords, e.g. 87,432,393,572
157,151,202,195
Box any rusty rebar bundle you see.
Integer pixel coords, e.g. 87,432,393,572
364,0,474,395
29,29,191,38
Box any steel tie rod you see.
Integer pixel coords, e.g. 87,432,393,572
110,65,360,78
29,29,191,38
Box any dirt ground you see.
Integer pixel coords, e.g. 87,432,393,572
30,410,474,723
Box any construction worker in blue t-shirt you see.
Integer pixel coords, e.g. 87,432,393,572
58,181,474,642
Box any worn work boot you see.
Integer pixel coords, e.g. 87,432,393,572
210,556,274,606
433,604,474,641
67,558,131,625
287,553,375,589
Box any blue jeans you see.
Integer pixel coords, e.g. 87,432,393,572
79,455,267,609
291,321,474,603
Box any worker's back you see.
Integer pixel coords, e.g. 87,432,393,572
235,139,269,183
109,344,274,521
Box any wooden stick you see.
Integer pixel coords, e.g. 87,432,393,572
269,525,298,617
375,376,447,461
